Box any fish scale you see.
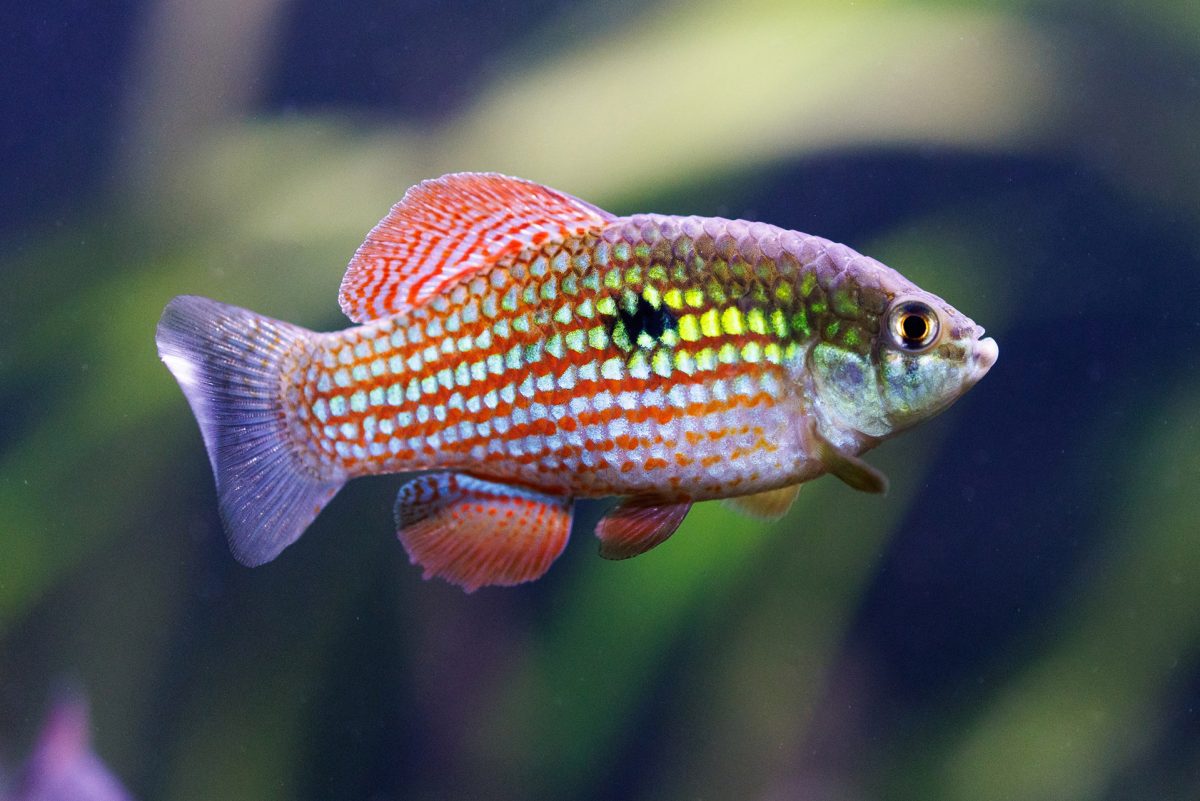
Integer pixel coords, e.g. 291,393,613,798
286,217,814,500
157,172,997,590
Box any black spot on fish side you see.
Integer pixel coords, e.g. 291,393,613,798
611,294,677,348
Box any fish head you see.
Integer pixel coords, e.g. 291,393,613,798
873,291,998,430
807,278,997,442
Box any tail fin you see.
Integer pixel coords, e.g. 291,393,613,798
156,295,345,566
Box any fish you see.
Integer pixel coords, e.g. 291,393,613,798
3,694,135,801
156,172,997,591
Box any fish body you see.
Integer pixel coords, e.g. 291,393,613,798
157,173,997,590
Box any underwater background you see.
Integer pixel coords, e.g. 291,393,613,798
2,1,1200,799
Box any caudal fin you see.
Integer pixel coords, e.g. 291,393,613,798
156,295,344,565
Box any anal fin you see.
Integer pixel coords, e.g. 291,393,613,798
394,473,573,592
595,500,692,560
723,484,801,520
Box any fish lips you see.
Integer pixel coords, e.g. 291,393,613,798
969,333,999,384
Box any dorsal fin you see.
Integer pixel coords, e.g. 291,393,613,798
339,172,616,322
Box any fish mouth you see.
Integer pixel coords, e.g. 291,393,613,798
969,333,999,382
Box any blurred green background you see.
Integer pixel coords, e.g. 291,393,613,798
2,1,1200,799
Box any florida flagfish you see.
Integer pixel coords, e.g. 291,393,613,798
156,173,998,591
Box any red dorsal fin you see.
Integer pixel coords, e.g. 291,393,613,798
339,172,615,322
595,499,692,560
394,472,574,592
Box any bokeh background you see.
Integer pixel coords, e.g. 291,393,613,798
3,1,1200,799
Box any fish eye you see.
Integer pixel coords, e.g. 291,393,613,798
887,300,940,352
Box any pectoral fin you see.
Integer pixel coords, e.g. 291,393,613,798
723,484,801,520
811,426,889,494
595,500,692,560
394,473,573,592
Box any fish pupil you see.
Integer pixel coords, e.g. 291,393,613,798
902,314,928,342
613,294,677,346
